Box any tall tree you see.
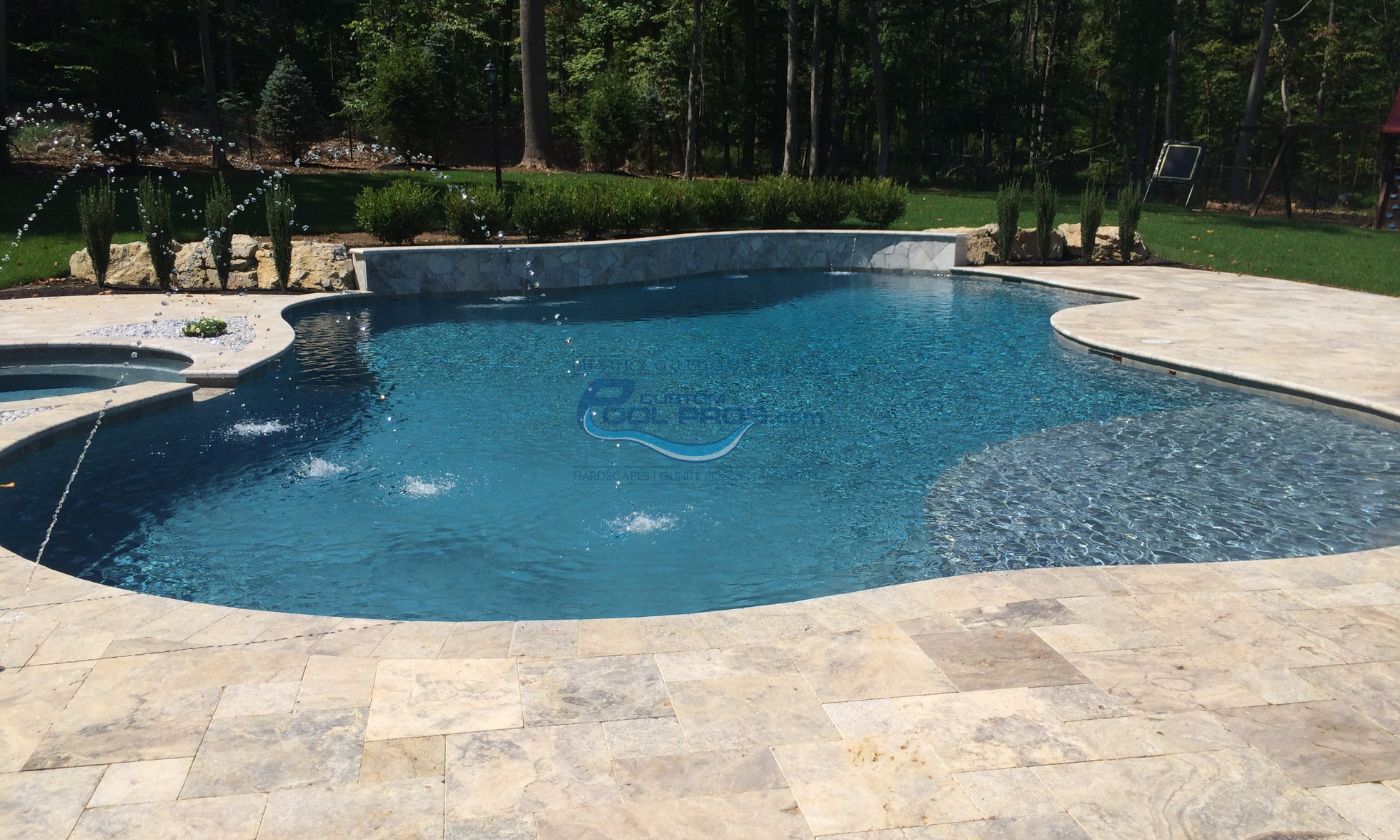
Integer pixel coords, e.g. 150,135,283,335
0,0,9,173
519,0,552,168
221,0,237,93
781,0,799,175
684,0,704,178
1165,0,1184,140
197,0,227,169
807,0,824,176
865,0,888,177
1314,0,1336,120
740,0,756,176
1229,0,1279,201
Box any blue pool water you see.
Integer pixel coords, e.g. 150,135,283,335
1,270,1397,620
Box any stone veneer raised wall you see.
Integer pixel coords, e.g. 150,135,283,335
350,230,965,294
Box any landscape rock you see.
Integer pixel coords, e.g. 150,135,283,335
937,224,1065,265
68,236,354,291
254,241,355,291
1010,227,1066,262
70,241,158,287
1058,223,1150,263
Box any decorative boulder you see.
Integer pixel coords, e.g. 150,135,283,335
960,224,998,266
69,241,159,287
1058,223,1150,263
254,240,356,291
1010,227,1066,262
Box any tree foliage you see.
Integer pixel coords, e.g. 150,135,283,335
258,57,318,160
3,0,1397,201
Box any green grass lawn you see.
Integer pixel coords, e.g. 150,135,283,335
2,168,1397,295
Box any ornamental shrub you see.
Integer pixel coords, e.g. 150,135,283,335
355,180,436,245
612,182,659,233
1117,181,1144,264
573,182,617,240
77,179,117,288
512,180,576,241
849,178,907,227
182,317,228,338
266,178,296,288
791,178,852,227
752,176,797,228
1079,178,1106,264
650,180,695,232
258,57,319,161
690,178,749,229
995,181,1021,264
580,70,639,172
203,175,236,289
135,177,175,290
443,185,510,243
1033,173,1058,263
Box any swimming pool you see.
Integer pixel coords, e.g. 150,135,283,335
2,270,1397,619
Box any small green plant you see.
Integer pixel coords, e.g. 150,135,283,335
1033,173,1058,263
136,177,175,290
77,179,116,288
650,180,694,232
258,56,319,160
573,182,617,240
580,69,639,172
512,180,576,241
354,180,436,245
266,178,296,289
995,181,1022,264
203,175,236,289
1117,181,1144,264
752,176,797,228
1080,177,1107,264
443,186,510,244
182,317,228,338
791,178,852,227
849,178,908,227
689,178,749,229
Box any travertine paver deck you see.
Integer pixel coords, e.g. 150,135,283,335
1,264,1399,839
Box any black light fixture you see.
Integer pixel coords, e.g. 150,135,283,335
485,62,503,191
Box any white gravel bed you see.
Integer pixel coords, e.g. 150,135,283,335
81,316,255,352
0,406,53,425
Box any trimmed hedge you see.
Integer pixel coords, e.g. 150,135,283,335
358,176,912,243
355,180,436,245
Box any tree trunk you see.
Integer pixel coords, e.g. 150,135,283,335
807,0,824,177
782,0,800,175
221,0,237,92
0,0,11,173
1165,0,1183,140
865,0,889,177
518,0,552,169
1315,0,1335,120
684,0,704,178
1229,0,1278,201
198,0,227,169
741,0,756,176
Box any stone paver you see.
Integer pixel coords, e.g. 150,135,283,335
3,264,1400,837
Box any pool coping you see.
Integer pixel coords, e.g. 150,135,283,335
2,253,1400,838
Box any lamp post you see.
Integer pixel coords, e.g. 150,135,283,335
485,62,502,191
